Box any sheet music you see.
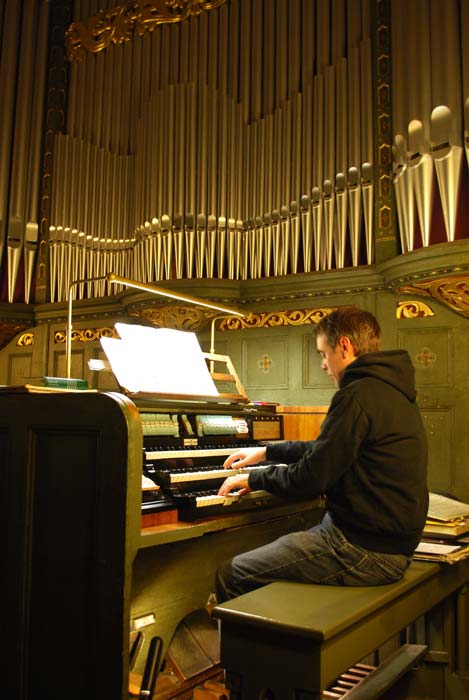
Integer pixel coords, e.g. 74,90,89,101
101,323,219,397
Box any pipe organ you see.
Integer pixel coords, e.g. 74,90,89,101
2,0,469,306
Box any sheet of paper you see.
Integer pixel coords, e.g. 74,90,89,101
101,323,219,397
415,541,461,555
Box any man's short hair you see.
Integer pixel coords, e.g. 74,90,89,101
314,307,381,355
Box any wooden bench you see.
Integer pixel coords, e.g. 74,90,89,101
213,559,469,700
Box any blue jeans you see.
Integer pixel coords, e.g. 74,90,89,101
215,512,411,602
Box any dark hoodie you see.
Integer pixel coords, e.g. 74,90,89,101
249,350,429,555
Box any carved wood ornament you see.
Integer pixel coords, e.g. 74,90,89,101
66,0,228,61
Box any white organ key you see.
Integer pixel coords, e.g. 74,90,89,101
169,464,269,484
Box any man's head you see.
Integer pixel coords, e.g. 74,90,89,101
314,308,381,386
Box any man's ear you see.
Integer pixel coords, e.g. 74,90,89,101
339,336,356,357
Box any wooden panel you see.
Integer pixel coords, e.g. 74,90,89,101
242,335,289,389
303,334,332,389
0,391,141,700
399,327,452,387
421,406,455,495
276,405,329,441
8,352,33,384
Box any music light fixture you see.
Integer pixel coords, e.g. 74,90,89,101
66,272,246,379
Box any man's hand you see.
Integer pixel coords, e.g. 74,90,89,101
218,473,251,497
223,446,267,470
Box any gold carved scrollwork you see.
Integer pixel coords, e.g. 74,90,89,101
218,308,335,331
66,0,227,61
396,301,435,319
397,275,469,318
132,305,216,330
17,332,35,346
54,327,119,344
0,323,30,350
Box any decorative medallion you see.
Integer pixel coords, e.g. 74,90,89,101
396,301,434,319
415,347,436,368
396,275,469,318
66,0,227,61
257,354,273,373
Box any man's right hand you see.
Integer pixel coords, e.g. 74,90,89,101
223,446,267,470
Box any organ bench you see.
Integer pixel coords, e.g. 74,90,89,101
213,559,469,699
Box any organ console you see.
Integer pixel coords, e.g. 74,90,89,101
0,360,322,700
141,408,285,522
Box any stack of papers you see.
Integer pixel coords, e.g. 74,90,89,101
416,492,469,562
414,540,469,564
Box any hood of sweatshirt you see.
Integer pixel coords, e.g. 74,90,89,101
340,350,417,402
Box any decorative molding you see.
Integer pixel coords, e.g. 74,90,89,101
54,327,119,344
397,275,469,318
396,300,435,319
52,307,337,345
65,0,227,61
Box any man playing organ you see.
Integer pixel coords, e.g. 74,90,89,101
215,307,428,602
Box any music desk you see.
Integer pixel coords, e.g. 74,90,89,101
213,559,469,699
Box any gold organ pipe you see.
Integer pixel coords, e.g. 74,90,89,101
288,0,300,96
283,99,292,215
431,1,461,142
248,0,261,122
336,58,348,177
197,84,208,222
0,1,21,266
276,0,288,105
8,0,38,302
348,47,361,168
186,83,197,222
324,66,335,186
209,88,218,216
291,94,302,204
218,3,228,95
302,82,313,196
316,0,330,75
408,0,431,142
217,92,228,223
301,0,315,88
25,0,49,302
167,84,176,220
462,6,469,101
360,39,373,166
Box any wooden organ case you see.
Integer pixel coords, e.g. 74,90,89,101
0,383,321,700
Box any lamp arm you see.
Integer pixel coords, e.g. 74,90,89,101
66,272,246,379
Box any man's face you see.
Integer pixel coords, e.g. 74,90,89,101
316,332,355,387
